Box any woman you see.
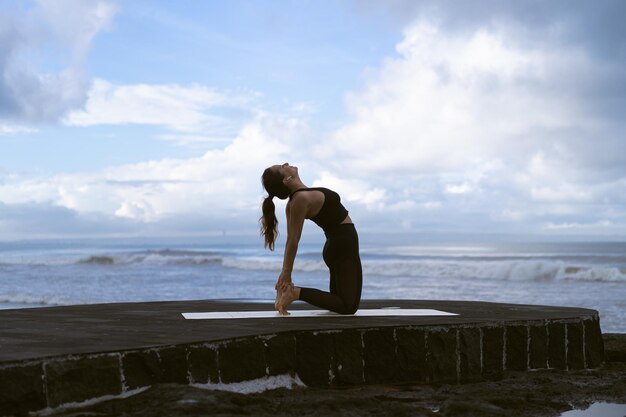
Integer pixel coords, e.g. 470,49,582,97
260,163,362,315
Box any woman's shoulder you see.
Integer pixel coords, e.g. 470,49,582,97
288,187,325,206
287,188,310,204
289,187,324,198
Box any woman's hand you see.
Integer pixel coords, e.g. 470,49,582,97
275,269,292,292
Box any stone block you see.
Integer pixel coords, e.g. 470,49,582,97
363,328,401,384
482,326,504,376
426,327,457,383
459,327,481,382
505,325,528,371
122,350,162,389
332,330,364,385
46,355,121,408
584,318,604,368
0,362,46,416
265,334,296,376
396,327,427,383
158,346,188,384
548,322,566,369
187,345,218,383
603,333,626,363
567,322,584,370
218,338,267,383
295,331,333,387
529,325,548,369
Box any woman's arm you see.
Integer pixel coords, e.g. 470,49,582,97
276,195,307,291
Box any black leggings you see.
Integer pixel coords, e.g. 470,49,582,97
298,224,362,314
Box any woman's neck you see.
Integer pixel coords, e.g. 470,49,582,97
287,178,306,192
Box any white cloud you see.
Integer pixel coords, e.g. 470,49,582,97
0,113,303,226
542,220,610,230
0,0,118,123
312,171,388,210
114,199,158,222
445,182,473,195
64,79,255,133
313,20,626,232
2,12,625,238
541,220,622,234
0,124,38,135
36,0,118,58
322,22,596,173
497,209,526,222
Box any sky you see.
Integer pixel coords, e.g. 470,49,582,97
1,0,625,241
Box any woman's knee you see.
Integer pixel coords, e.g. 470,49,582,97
335,303,359,315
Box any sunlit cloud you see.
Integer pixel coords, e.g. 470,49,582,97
0,113,302,226
312,19,626,234
64,79,257,133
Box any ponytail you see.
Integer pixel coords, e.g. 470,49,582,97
260,166,290,251
260,195,278,250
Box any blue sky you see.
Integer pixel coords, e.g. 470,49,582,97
1,0,625,240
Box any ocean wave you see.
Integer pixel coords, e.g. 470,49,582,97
221,257,324,272
565,266,626,282
220,257,626,283
364,259,626,283
365,251,626,264
76,250,223,266
3,248,625,283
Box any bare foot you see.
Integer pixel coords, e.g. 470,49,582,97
276,284,299,315
274,288,290,315
274,289,281,311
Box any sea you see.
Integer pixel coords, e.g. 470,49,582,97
1,235,624,333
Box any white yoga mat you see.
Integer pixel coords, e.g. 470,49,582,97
182,308,457,320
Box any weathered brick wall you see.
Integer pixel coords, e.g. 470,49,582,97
0,316,603,416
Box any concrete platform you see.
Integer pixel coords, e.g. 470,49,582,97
0,299,604,416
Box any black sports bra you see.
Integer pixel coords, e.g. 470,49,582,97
289,187,349,231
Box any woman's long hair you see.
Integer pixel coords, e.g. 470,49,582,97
260,167,290,250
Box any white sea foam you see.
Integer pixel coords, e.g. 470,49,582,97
566,266,626,282
362,259,568,281
192,374,305,394
2,246,625,283
367,259,626,283
35,387,149,416
76,250,223,266
220,256,626,283
221,256,325,272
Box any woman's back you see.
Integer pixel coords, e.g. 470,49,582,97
289,187,350,231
